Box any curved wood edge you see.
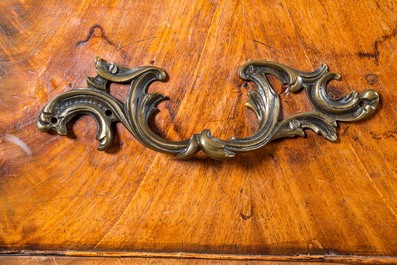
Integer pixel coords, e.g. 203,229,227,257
1,250,397,264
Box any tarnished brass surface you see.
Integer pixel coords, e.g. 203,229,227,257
37,58,380,160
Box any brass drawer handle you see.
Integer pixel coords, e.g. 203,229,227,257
37,57,379,159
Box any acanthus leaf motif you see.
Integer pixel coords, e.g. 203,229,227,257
37,58,380,159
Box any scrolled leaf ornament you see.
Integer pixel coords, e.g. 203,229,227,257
37,57,379,159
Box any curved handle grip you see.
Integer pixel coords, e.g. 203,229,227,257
37,57,379,160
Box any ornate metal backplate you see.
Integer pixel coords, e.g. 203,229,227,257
37,58,379,159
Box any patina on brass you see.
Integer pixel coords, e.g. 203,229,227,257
37,57,380,159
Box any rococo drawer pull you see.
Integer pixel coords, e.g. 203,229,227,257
37,57,380,159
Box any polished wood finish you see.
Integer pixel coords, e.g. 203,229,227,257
1,0,397,262
0,256,355,265
3,252,397,264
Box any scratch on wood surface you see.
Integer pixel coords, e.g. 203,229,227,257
0,66,8,79
4,134,32,156
252,39,283,57
341,125,350,135
35,193,109,204
240,155,253,221
367,128,397,140
240,188,252,220
51,256,59,265
347,143,397,221
116,36,157,50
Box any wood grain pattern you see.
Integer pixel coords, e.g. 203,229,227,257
3,252,397,264
0,256,357,265
0,0,397,261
